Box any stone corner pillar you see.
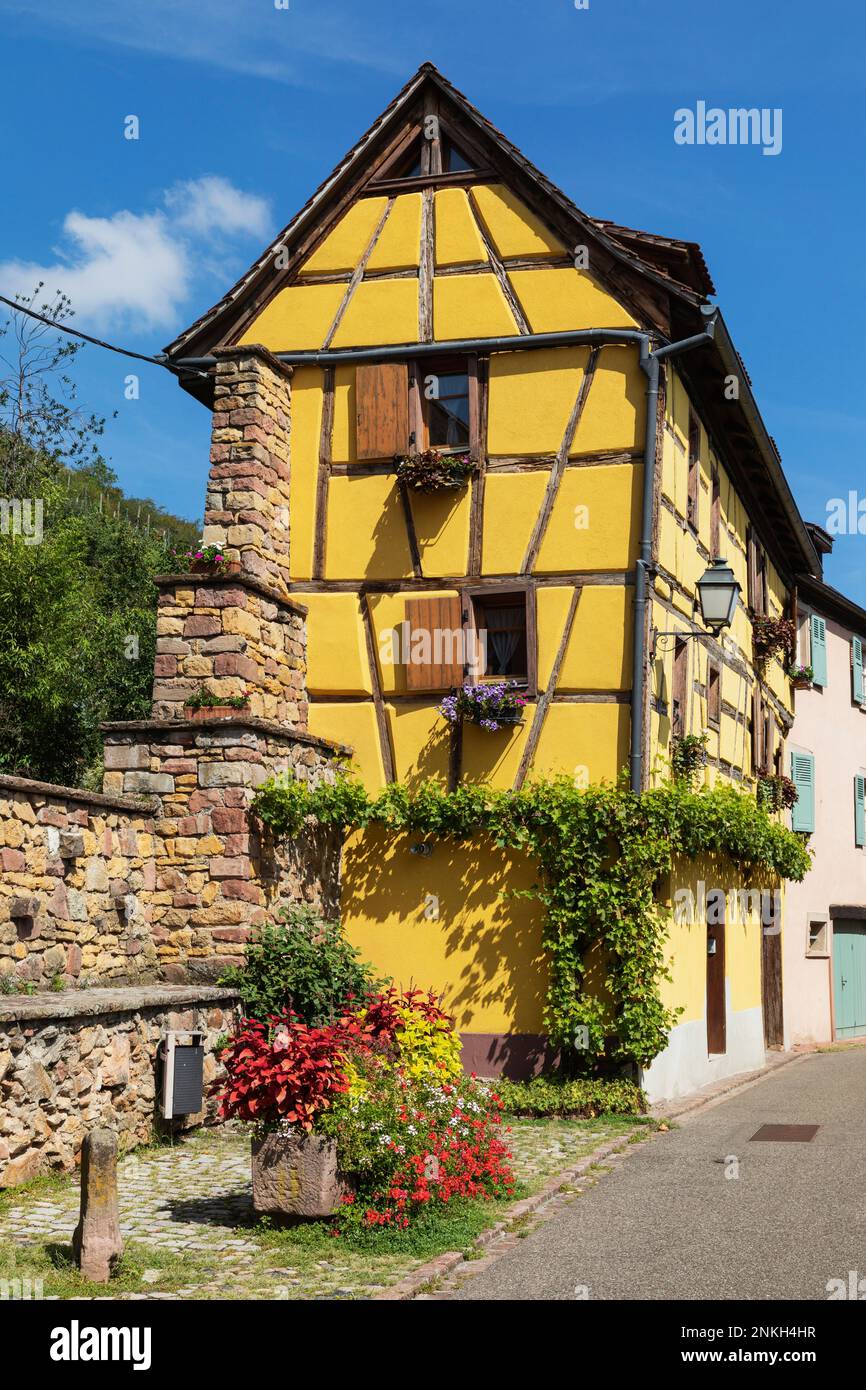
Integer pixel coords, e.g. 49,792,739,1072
204,344,294,594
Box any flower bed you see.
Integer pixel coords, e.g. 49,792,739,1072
219,987,514,1234
171,543,237,574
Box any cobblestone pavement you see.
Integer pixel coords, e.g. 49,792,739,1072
0,1117,642,1300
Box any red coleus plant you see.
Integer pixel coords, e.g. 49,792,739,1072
218,1012,365,1131
359,985,454,1045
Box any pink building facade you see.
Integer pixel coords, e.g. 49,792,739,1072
784,527,866,1046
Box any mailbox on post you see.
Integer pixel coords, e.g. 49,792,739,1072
160,1030,205,1119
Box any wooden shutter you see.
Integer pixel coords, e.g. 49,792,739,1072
710,469,721,560
404,595,465,692
751,686,764,771
790,752,815,833
746,527,757,611
855,775,865,848
707,660,721,724
671,638,689,738
687,411,700,530
853,637,864,704
810,614,828,687
355,363,409,460
761,699,773,771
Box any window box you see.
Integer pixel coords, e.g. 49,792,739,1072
394,449,476,493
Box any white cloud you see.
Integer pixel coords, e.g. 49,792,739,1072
165,176,271,240
0,177,272,334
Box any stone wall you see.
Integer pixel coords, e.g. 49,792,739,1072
149,573,307,724
0,986,239,1186
102,717,346,981
0,775,160,992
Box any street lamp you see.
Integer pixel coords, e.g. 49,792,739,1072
651,559,740,658
695,558,741,632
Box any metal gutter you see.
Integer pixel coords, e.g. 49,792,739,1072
167,327,656,372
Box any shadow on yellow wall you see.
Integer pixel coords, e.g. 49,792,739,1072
341,824,548,1034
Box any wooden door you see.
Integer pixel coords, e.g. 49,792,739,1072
833,922,866,1038
761,928,784,1048
706,919,726,1055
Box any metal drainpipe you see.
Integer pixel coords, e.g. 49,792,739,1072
629,315,718,793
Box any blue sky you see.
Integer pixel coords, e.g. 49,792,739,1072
2,0,865,594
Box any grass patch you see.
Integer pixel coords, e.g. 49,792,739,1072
256,1190,520,1262
0,1237,217,1300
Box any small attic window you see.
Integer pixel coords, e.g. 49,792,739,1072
441,138,472,173
388,135,476,181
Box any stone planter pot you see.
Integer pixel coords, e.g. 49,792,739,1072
188,559,241,575
187,705,248,720
251,1132,353,1217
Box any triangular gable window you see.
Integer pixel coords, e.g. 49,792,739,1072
441,137,472,172
385,134,477,181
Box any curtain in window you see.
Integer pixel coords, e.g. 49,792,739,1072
484,605,522,673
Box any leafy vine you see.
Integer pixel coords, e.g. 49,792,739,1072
251,774,811,1071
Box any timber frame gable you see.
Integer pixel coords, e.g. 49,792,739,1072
164,62,708,376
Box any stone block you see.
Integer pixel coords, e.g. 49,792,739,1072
72,1129,123,1282
251,1133,351,1217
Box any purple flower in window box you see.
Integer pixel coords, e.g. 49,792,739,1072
438,681,526,731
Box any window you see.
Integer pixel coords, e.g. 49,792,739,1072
421,360,471,449
687,411,700,530
707,659,721,726
441,137,472,172
471,591,529,682
807,918,829,957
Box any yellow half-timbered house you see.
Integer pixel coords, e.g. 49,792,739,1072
165,64,819,1099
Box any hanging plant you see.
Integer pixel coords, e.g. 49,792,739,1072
394,449,476,493
786,662,813,688
438,682,526,731
756,771,798,812
670,733,709,786
753,616,795,663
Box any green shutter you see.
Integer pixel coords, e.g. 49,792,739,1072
791,752,815,833
855,776,865,848
854,638,864,704
810,615,828,687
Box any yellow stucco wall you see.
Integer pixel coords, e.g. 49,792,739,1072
230,180,792,1053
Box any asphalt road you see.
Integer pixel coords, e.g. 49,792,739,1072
453,1049,866,1300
